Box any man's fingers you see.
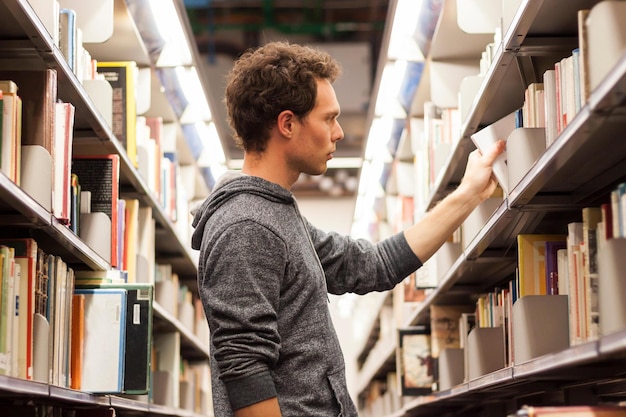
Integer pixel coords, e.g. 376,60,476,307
481,139,505,165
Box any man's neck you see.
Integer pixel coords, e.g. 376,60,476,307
241,152,297,190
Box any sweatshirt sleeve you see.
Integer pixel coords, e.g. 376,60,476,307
199,220,286,409
306,220,422,295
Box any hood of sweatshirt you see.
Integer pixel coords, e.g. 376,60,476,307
190,171,295,250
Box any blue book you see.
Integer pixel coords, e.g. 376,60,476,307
59,9,77,72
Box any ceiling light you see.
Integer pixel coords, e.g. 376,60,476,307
375,61,409,118
388,0,425,61
364,117,394,162
144,0,193,66
193,121,226,165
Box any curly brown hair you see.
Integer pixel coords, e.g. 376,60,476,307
224,41,342,153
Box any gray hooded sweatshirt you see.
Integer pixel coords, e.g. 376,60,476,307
190,172,422,416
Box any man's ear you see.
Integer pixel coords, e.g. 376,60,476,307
277,110,295,138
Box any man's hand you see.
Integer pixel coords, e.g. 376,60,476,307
457,139,506,204
404,139,506,262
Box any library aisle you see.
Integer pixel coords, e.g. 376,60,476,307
1,0,626,417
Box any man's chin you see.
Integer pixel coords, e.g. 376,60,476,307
305,166,328,177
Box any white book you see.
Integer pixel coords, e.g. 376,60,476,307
556,248,569,296
543,69,558,146
470,111,517,195
74,288,127,393
567,222,584,345
4,255,15,377
0,91,16,181
52,102,75,222
11,263,20,377
564,55,577,126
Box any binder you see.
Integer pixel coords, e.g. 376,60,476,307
74,288,127,393
76,282,153,394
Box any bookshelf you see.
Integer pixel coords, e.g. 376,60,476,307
0,0,213,415
356,0,626,416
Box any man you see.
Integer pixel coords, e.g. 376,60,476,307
191,41,504,417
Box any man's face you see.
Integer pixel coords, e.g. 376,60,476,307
288,79,344,176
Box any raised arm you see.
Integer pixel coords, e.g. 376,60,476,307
404,140,505,262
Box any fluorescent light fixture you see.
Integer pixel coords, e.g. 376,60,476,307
150,0,193,66
388,0,425,61
364,116,394,162
195,121,226,165
374,61,409,118
177,66,212,123
357,159,386,198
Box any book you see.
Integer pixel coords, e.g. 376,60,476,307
0,70,57,165
53,101,75,223
145,116,163,198
58,8,77,72
162,151,178,222
96,61,138,167
118,283,153,394
116,198,126,275
556,248,569,297
76,282,153,394
543,69,558,146
70,173,81,234
10,263,20,377
577,9,591,107
470,111,517,195
0,80,20,184
74,287,127,393
0,245,14,375
523,82,544,128
69,293,84,390
545,240,567,295
72,155,120,267
567,222,584,345
49,256,71,386
517,234,567,297
581,206,602,340
0,238,38,380
122,198,139,283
